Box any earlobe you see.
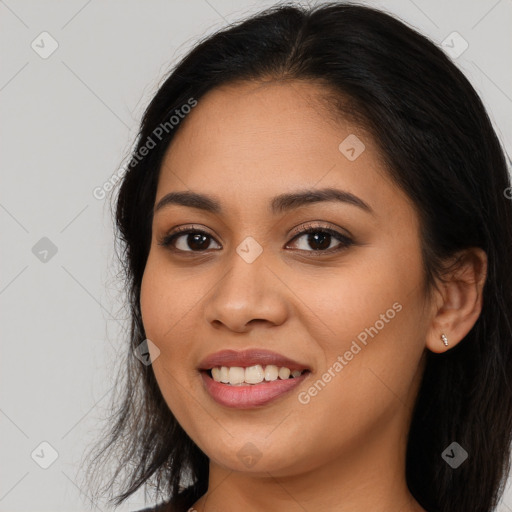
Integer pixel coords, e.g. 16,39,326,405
425,247,487,354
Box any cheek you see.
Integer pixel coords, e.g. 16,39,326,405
140,258,195,417
293,286,424,455
300,237,426,390
140,259,163,341
301,261,409,351
140,252,206,375
140,255,183,357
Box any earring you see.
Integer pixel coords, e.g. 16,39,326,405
441,333,449,347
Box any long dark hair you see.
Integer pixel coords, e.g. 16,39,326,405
82,2,512,511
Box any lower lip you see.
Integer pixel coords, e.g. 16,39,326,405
200,370,310,408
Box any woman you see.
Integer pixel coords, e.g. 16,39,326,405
83,2,512,511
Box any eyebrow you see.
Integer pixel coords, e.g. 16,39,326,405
153,187,374,216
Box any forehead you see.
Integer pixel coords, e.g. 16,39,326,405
156,80,408,221
164,80,351,165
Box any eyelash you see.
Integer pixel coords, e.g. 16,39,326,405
157,222,354,256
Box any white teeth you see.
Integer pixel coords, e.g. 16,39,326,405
209,365,306,385
211,367,221,381
219,366,230,383
245,365,264,384
278,367,291,380
264,365,279,381
228,366,245,385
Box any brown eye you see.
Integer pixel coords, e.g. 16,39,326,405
158,228,221,252
287,227,353,253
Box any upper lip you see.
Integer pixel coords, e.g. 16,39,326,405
198,349,311,372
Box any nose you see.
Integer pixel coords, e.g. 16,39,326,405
203,243,289,333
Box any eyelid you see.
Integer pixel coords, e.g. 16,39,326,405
288,220,353,239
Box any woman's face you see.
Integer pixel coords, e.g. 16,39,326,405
140,80,431,477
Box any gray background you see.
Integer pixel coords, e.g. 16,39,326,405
1,0,511,510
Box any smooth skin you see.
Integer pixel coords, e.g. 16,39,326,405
140,80,487,512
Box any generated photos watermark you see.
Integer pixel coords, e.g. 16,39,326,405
298,301,403,404
92,97,197,200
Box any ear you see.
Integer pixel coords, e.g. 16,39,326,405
426,247,487,353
